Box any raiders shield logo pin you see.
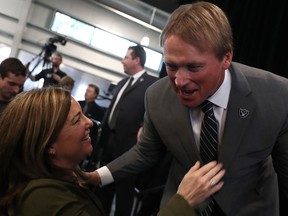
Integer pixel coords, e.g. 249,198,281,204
239,108,249,118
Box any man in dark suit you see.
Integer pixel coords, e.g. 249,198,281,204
78,84,105,171
78,83,105,122
97,45,158,216
86,2,288,215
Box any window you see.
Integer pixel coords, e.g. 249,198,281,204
0,44,11,62
91,28,136,58
51,12,94,44
51,12,162,71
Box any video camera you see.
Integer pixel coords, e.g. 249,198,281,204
43,35,67,60
27,35,68,73
47,35,67,46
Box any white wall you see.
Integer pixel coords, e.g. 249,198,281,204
0,0,163,84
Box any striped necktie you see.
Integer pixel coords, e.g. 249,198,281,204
199,100,218,164
198,100,218,216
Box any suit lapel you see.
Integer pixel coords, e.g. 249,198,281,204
219,64,255,170
165,85,200,167
123,72,147,95
107,78,128,110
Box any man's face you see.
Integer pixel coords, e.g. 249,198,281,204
121,49,137,76
52,55,62,67
84,86,97,102
0,72,26,101
163,35,232,108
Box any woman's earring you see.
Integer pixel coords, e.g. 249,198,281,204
48,148,56,156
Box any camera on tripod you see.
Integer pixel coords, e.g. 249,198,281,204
27,35,68,73
47,35,67,46
43,35,67,59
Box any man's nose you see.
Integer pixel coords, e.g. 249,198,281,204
174,68,190,86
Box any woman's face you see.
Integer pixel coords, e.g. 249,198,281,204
50,97,93,170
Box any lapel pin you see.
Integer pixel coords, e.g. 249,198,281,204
239,108,249,118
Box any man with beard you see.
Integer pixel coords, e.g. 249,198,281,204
28,52,66,87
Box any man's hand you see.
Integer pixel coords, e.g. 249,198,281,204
82,170,102,186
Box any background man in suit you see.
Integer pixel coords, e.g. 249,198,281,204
97,45,158,216
87,2,288,215
78,83,105,122
0,57,27,114
78,83,105,171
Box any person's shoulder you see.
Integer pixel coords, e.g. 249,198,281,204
231,62,268,74
14,178,104,216
140,73,158,87
16,179,75,209
157,194,196,216
232,62,288,83
148,76,169,90
143,72,158,80
20,178,87,205
23,178,73,192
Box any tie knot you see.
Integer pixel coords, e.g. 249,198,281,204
127,76,134,86
199,100,214,115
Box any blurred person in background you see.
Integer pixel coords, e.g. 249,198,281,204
0,57,27,114
78,83,105,122
59,75,75,92
96,45,158,216
28,52,66,87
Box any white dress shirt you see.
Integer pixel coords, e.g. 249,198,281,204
190,69,231,149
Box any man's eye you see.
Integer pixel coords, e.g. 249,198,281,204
166,65,177,71
187,66,201,72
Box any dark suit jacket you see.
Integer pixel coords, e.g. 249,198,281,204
99,72,158,162
78,100,105,122
107,62,288,216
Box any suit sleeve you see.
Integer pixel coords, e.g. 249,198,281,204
272,123,288,214
157,194,196,216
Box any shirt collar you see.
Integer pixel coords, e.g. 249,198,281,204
208,69,231,109
131,70,145,82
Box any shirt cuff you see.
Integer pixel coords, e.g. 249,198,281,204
97,166,114,186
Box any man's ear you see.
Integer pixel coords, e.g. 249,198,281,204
223,51,233,69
